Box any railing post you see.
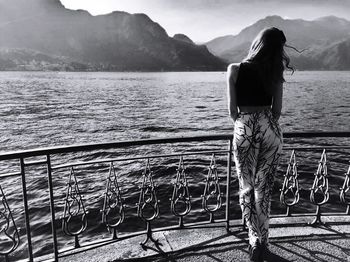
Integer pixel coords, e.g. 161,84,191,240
46,155,59,261
20,157,34,262
226,138,233,232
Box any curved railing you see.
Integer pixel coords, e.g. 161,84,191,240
0,131,349,261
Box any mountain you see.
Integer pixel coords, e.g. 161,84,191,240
173,34,195,44
315,38,350,70
206,15,350,70
0,0,226,71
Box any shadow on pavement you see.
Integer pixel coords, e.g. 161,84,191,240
112,232,350,262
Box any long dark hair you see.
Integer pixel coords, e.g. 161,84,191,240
244,27,293,94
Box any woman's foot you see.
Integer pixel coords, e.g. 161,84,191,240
260,242,270,261
248,241,261,262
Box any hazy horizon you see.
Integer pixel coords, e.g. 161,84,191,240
61,0,350,42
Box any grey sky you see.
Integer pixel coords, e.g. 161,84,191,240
60,0,350,42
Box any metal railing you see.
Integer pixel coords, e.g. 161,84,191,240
0,132,349,261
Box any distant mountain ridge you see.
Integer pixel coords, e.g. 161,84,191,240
0,0,226,71
1,0,349,71
206,15,350,70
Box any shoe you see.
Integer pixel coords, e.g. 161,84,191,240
248,241,261,262
260,243,270,261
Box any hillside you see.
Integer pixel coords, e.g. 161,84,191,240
315,38,350,70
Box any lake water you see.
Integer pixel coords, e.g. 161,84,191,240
1,71,349,152
0,71,349,259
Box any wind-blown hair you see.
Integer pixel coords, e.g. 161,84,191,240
244,27,293,94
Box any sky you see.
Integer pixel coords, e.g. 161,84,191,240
60,0,350,43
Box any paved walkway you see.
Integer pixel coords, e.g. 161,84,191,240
60,216,350,262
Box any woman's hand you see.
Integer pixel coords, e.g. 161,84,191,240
230,110,238,123
272,82,283,121
272,111,280,121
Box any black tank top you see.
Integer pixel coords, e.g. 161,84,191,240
235,62,272,106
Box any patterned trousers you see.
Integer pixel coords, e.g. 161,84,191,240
233,109,283,246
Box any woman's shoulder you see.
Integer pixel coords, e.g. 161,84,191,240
227,61,256,71
227,63,241,81
227,63,241,74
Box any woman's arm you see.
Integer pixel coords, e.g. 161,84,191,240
272,82,283,120
227,63,240,122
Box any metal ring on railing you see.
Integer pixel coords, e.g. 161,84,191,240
137,159,160,246
310,150,330,225
280,150,300,216
102,162,125,239
340,165,350,214
202,154,223,222
137,159,159,222
62,167,88,248
0,185,20,260
170,157,191,227
310,150,330,205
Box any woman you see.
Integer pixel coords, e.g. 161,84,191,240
227,27,292,261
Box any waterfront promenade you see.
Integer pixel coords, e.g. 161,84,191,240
61,216,350,262
1,132,350,262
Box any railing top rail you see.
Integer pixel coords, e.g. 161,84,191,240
0,134,231,160
0,131,349,161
